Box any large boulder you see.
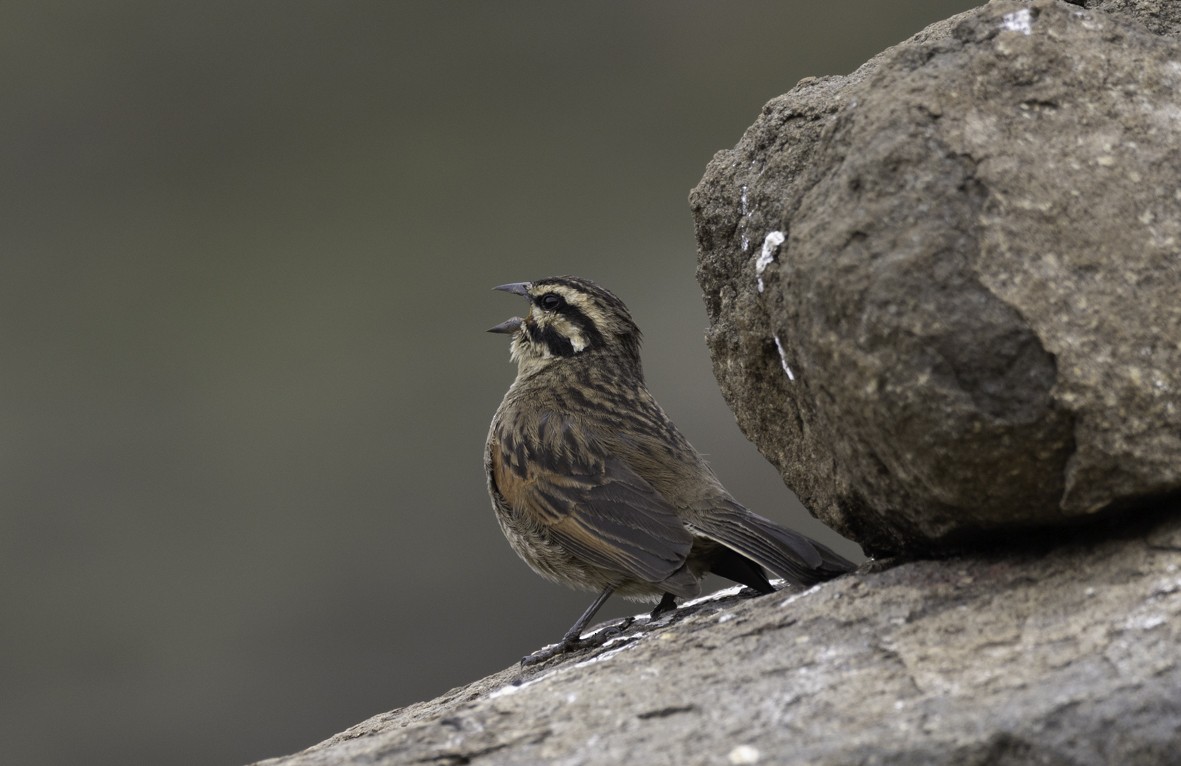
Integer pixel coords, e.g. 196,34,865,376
691,0,1181,556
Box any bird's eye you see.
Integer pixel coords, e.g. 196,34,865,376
538,293,565,311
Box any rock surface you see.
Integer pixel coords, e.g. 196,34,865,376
690,0,1181,555
252,511,1181,766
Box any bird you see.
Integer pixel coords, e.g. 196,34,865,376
485,276,854,664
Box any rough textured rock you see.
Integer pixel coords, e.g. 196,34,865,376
1084,0,1181,37
252,511,1181,766
690,0,1181,556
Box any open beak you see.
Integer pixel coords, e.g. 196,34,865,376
488,282,530,333
492,282,530,297
487,317,524,334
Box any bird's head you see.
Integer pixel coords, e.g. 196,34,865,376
488,276,642,375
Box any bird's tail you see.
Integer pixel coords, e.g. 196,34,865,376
692,502,856,588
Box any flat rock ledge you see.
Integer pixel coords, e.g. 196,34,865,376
253,511,1181,766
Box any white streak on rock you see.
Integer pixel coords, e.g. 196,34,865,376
755,231,785,293
773,334,796,381
1002,8,1032,35
739,186,751,251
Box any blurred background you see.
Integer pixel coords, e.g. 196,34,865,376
1,2,976,764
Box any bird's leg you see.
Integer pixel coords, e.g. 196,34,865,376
559,586,615,644
521,586,615,666
649,592,678,620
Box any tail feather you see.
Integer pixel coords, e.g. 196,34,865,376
692,504,856,588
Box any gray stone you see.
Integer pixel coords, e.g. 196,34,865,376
691,0,1181,555
250,512,1181,766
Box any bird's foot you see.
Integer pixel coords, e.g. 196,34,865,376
602,616,635,639
519,617,636,667
648,592,678,620
520,638,578,666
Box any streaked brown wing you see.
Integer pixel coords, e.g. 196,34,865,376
491,411,693,584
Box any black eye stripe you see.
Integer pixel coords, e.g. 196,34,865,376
553,305,603,350
534,278,631,321
524,303,603,356
567,310,603,349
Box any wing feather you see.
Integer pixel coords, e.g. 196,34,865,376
492,411,693,584
689,500,855,587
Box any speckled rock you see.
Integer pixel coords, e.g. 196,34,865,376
691,0,1181,555
250,511,1181,766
